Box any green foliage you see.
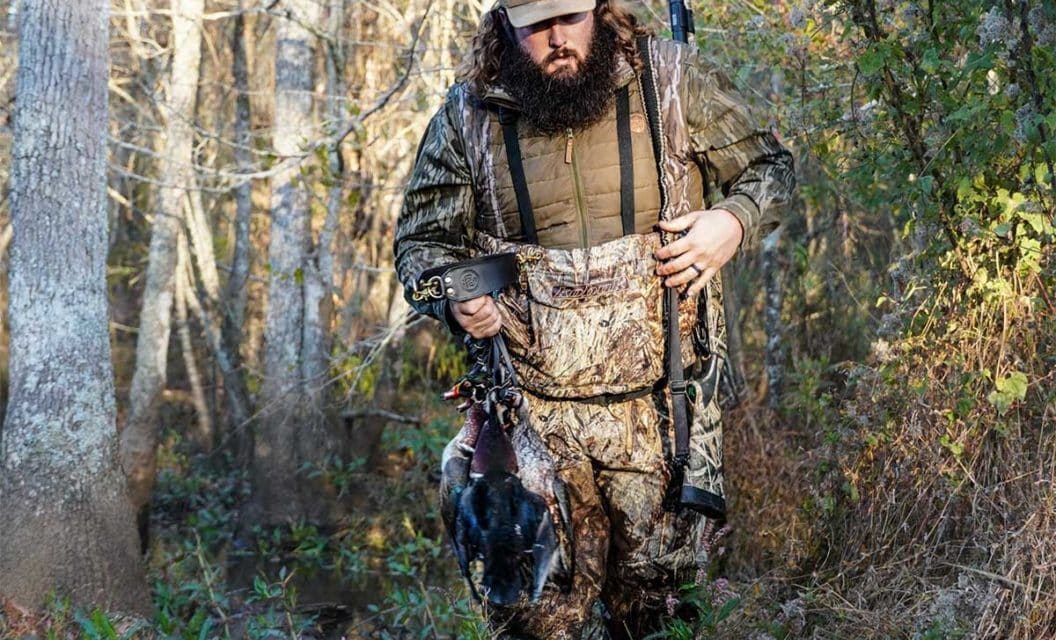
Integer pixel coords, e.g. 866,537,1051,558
153,442,246,548
74,609,138,640
780,355,838,430
301,453,367,498
244,568,317,640
331,350,381,398
988,370,1029,416
382,416,456,471
21,2,1051,638
135,411,483,639
918,618,968,640
367,587,487,640
0,595,153,640
398,331,467,391
688,1,1054,637
152,530,236,639
645,580,743,639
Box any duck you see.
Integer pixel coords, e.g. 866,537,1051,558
440,398,570,606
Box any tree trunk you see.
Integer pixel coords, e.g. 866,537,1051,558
182,177,221,448
762,228,784,409
248,0,345,525
305,0,345,390
0,0,148,613
221,3,253,419
177,235,211,448
186,186,222,305
120,0,205,514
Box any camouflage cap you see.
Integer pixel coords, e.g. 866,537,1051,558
497,0,597,28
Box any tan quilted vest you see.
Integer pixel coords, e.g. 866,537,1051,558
483,73,703,249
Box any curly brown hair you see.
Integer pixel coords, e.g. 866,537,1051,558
456,0,652,96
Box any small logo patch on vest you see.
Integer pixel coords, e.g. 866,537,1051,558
551,279,628,299
630,113,647,134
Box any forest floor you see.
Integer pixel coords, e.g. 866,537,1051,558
126,365,828,640
142,384,488,640
134,353,818,639
3,325,1042,640
0,373,950,640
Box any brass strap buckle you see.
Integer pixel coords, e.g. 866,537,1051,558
411,275,445,302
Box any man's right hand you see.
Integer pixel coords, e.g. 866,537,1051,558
450,296,502,339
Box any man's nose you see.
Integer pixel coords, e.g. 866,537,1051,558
548,23,567,48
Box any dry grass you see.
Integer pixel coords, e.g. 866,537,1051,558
716,273,1056,639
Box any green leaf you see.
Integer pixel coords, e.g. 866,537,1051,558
197,618,214,640
973,268,990,287
988,389,1012,415
858,49,886,75
964,50,994,73
939,434,964,459
253,575,270,598
988,371,1028,415
948,104,982,124
918,175,934,195
921,48,941,74
96,610,116,639
717,596,743,622
1018,210,1047,234
1000,108,1016,134
1036,163,1052,188
996,371,1028,399
74,611,101,640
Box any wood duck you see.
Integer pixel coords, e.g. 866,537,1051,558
441,404,558,606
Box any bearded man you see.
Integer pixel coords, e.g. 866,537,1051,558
393,0,795,637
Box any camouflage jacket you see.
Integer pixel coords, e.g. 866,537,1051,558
394,37,795,387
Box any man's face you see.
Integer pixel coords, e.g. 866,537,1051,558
512,11,595,79
498,7,615,135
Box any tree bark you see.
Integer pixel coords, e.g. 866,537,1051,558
307,0,346,389
249,0,345,525
762,227,784,409
0,0,148,613
177,235,211,448
186,185,221,305
120,0,205,513
221,2,253,406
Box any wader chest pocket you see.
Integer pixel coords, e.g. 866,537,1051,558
503,250,665,399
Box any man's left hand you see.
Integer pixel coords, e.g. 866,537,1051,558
655,208,744,299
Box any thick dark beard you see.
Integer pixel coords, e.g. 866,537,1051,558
498,20,620,136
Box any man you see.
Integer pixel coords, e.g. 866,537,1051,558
394,0,794,636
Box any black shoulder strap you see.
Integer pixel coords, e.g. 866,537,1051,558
636,36,665,210
499,107,539,244
637,36,690,470
615,84,635,236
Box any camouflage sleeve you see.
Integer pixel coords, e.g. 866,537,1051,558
680,51,796,250
393,87,476,330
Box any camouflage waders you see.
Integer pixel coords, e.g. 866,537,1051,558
487,388,713,639
437,233,728,638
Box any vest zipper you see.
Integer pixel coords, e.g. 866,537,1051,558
567,128,589,247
